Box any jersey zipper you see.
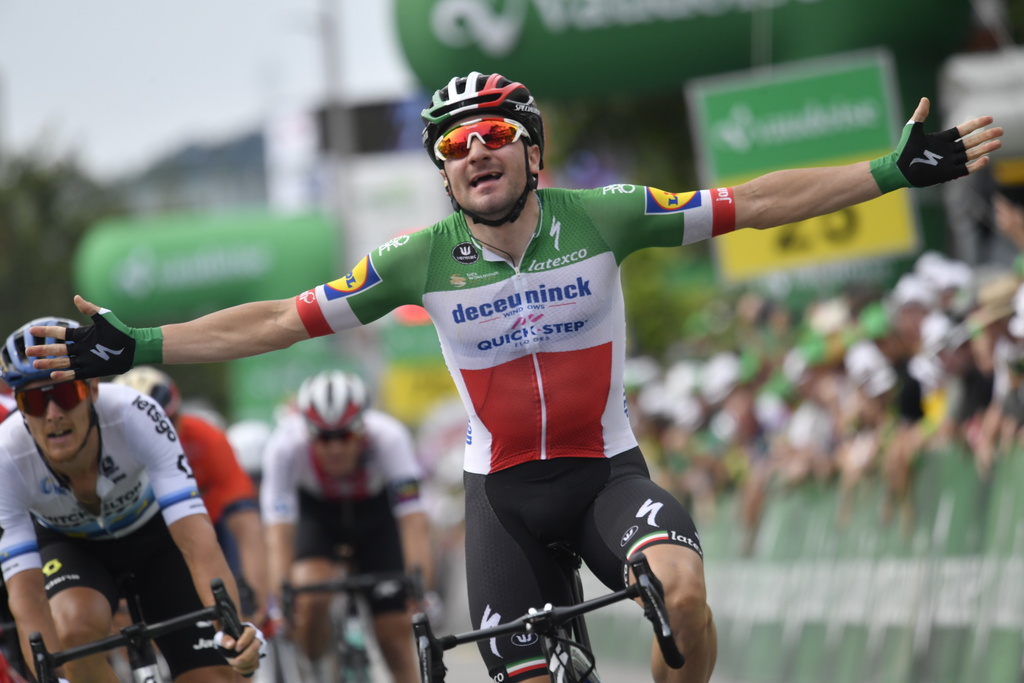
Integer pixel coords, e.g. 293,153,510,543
509,198,549,460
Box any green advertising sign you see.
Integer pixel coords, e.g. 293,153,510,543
227,337,357,422
394,0,973,100
688,51,899,181
686,51,918,282
73,212,338,323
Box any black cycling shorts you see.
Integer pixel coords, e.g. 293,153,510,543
295,490,408,614
464,448,702,683
35,514,226,678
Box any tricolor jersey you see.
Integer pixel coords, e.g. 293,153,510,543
260,409,425,525
0,383,206,581
296,185,736,474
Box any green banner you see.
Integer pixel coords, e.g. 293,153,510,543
73,212,337,324
394,0,973,100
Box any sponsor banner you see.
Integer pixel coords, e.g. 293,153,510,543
74,212,337,323
686,51,918,282
394,0,972,100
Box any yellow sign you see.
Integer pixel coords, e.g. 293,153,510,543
716,183,917,282
380,365,459,426
43,559,63,576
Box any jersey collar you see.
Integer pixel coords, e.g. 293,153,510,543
462,195,546,265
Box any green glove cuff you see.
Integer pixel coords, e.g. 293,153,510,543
99,309,164,364
133,327,165,364
869,154,909,194
869,122,914,194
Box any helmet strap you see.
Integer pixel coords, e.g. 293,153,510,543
449,143,538,228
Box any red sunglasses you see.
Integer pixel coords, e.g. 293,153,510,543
16,381,90,417
433,117,529,162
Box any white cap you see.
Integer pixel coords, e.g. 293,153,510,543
920,310,953,355
1009,282,1024,339
844,340,897,398
914,250,950,291
914,252,972,294
699,352,741,406
226,419,273,475
940,260,974,292
663,360,700,400
909,354,944,392
623,355,661,390
889,273,937,311
782,347,809,387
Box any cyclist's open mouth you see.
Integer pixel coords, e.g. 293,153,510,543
471,172,502,188
47,427,74,442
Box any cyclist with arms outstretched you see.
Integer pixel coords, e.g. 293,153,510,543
27,73,1001,683
0,319,265,682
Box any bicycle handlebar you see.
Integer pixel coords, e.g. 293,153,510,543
629,552,685,669
412,552,684,683
280,569,419,621
29,577,245,683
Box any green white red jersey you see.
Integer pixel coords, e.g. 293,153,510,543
296,185,736,475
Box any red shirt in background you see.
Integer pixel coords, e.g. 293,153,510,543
176,413,258,524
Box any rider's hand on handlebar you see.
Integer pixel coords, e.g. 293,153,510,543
214,622,267,677
418,590,445,626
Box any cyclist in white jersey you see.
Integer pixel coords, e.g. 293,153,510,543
25,73,1002,683
262,370,430,683
0,318,265,681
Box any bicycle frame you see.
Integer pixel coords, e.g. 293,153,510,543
412,552,684,683
277,570,418,683
28,578,246,683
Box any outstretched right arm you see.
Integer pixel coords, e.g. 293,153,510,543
28,294,310,382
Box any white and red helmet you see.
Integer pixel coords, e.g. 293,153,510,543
296,371,369,432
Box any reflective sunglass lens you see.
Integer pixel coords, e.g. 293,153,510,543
435,120,525,161
16,381,88,417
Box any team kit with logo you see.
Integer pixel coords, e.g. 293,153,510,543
296,184,731,680
0,383,227,675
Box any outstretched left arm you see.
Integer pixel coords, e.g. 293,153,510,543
734,97,1002,231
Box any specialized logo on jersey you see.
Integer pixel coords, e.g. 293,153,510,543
452,242,480,264
645,188,701,215
324,256,382,300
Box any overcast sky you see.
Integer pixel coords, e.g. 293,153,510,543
0,0,417,180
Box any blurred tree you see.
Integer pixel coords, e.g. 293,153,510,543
0,151,125,343
0,151,231,416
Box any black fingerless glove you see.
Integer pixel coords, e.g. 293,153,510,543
870,120,969,193
64,308,163,379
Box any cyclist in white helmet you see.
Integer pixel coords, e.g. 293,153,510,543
0,318,265,681
27,73,1002,683
262,370,432,683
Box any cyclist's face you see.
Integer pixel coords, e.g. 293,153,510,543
441,124,540,224
311,429,364,477
19,378,98,466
